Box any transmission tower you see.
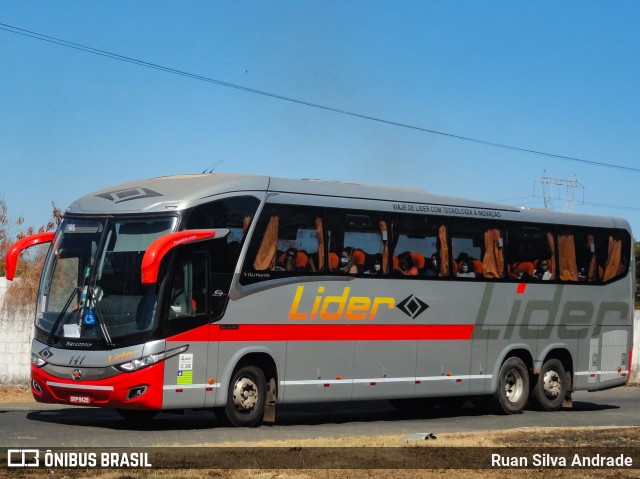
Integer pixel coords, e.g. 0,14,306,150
534,170,584,212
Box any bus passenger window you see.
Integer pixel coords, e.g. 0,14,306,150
450,219,504,280
596,229,630,283
391,214,447,278
327,210,389,276
557,228,599,283
241,205,325,283
506,224,553,281
186,196,260,274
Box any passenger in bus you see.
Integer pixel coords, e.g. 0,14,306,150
455,253,470,271
339,247,359,274
395,252,418,276
456,259,476,278
364,258,382,275
282,248,299,271
424,253,438,277
283,248,316,272
533,259,552,281
511,261,536,280
305,252,318,273
578,266,588,281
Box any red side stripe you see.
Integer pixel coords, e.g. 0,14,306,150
168,324,474,342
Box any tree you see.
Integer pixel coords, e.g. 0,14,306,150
1,200,62,310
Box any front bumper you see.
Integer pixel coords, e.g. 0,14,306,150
31,362,165,410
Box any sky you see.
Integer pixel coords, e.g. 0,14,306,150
1,2,639,238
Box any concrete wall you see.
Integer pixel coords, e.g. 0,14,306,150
0,277,35,384
1,274,640,384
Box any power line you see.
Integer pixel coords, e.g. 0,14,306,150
495,194,640,213
581,201,640,212
1,21,639,173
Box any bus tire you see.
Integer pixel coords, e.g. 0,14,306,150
115,408,158,422
223,365,266,427
531,358,566,411
494,357,529,414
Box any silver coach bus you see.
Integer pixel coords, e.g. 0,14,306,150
6,173,634,426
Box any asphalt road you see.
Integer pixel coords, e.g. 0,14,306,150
2,387,639,447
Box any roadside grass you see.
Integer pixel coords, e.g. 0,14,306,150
2,427,640,478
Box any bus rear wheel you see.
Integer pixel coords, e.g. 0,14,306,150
222,365,266,427
530,358,566,411
494,357,529,414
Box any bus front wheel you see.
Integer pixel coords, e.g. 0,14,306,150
222,365,267,427
530,358,566,411
494,357,529,414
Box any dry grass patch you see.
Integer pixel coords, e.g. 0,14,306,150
0,385,32,403
1,427,640,479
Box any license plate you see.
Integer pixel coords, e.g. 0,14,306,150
69,395,92,404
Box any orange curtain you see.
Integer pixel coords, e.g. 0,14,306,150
315,217,325,272
482,229,504,278
438,225,449,277
379,220,389,274
558,233,578,281
587,234,597,282
603,236,622,282
546,232,556,279
253,216,279,270
242,215,252,233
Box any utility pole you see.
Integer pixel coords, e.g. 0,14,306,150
534,171,584,212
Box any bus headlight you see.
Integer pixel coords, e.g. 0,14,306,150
115,345,188,373
31,354,47,368
116,353,165,372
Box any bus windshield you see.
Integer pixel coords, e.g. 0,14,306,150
37,217,177,344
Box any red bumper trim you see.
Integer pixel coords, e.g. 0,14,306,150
31,362,165,409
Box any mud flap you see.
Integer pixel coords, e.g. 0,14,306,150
562,371,573,408
263,378,276,423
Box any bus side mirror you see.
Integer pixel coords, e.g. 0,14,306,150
141,229,228,285
4,232,55,281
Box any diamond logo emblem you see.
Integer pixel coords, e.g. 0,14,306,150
38,348,53,360
396,295,430,319
95,187,163,204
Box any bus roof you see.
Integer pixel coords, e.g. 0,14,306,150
65,173,630,231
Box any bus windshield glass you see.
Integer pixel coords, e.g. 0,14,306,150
37,217,177,343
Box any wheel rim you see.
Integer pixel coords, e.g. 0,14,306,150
542,369,561,399
504,368,525,403
232,376,259,411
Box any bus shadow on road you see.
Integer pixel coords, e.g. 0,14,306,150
561,400,619,412
24,398,619,431
26,407,220,431
266,398,620,427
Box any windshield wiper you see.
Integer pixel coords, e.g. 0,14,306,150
47,287,79,345
91,289,114,348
